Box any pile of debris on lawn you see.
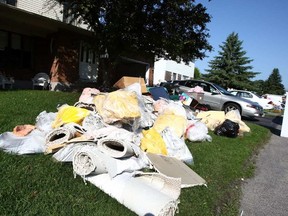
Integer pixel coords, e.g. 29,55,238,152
0,78,251,216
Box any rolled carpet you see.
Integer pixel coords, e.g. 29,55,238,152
97,138,135,159
72,145,107,177
86,172,181,216
45,127,74,147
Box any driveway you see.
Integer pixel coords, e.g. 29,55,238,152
240,115,288,215
243,115,282,135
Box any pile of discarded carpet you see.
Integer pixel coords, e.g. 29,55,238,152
0,82,250,216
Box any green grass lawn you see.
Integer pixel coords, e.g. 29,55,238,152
0,90,271,216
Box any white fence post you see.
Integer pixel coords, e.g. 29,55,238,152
280,92,288,137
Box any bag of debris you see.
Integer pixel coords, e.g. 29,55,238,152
161,127,193,164
225,110,250,134
197,111,225,131
94,90,141,124
153,114,187,138
185,120,212,142
214,119,239,138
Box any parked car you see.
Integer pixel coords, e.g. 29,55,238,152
229,90,274,110
172,79,264,118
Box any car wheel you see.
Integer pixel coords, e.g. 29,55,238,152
224,103,241,114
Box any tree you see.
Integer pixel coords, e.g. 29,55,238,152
204,32,258,89
50,0,212,85
194,67,202,79
263,68,285,95
251,79,266,95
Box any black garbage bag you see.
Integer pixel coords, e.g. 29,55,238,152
214,119,240,138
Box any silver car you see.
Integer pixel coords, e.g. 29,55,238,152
174,79,264,117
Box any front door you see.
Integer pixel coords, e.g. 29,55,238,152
79,42,98,82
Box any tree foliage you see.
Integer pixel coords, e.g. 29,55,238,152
50,0,212,63
263,68,285,95
194,67,202,79
204,32,258,89
251,79,266,95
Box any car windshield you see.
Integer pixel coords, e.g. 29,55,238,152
253,92,261,98
213,83,234,96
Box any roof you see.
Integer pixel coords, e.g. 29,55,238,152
0,3,92,37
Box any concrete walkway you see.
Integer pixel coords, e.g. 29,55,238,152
240,117,288,215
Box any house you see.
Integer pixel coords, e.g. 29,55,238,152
0,0,100,90
151,58,194,85
0,1,193,90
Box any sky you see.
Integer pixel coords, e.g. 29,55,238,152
194,0,288,90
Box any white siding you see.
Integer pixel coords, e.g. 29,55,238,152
153,58,194,85
17,0,63,21
17,0,89,29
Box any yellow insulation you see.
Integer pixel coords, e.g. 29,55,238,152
52,105,90,128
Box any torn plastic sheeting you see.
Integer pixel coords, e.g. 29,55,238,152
0,129,46,155
35,111,57,135
86,172,181,216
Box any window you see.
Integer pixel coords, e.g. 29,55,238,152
185,80,198,88
0,0,17,6
199,83,210,92
240,92,252,98
172,73,177,80
0,31,32,70
0,31,8,50
11,33,21,50
246,93,252,98
165,71,172,81
80,45,85,62
208,85,217,93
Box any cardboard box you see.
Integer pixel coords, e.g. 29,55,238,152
113,76,148,93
